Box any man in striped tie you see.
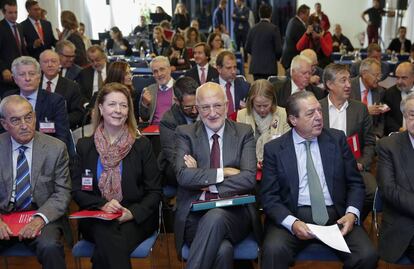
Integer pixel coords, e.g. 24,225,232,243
0,95,71,269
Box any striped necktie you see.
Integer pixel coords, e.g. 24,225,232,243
14,146,32,211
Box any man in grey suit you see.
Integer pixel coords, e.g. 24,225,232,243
377,93,414,263
320,63,376,220
0,95,71,269
139,56,175,125
350,57,387,138
175,82,259,269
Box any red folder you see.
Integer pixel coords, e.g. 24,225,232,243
1,210,36,236
141,125,160,135
347,133,361,159
69,210,122,220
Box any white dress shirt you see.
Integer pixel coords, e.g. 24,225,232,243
328,95,348,134
41,75,59,93
92,64,107,94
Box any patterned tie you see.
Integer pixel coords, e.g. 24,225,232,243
362,89,368,105
304,141,329,225
14,146,32,211
12,24,22,54
46,80,52,92
225,82,235,115
200,67,206,84
97,70,103,90
35,21,44,43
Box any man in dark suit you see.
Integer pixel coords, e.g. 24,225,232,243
245,4,282,80
232,0,250,53
39,50,84,129
383,62,414,135
175,82,260,269
55,40,82,81
3,56,70,150
0,95,71,269
159,77,199,187
212,0,227,33
350,57,386,138
320,63,376,221
212,51,250,117
377,93,414,263
184,42,219,85
280,4,310,69
0,0,28,96
77,45,108,104
275,55,326,108
350,43,390,81
260,90,378,269
387,26,412,54
21,0,56,60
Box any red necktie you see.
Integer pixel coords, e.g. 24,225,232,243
12,24,22,54
35,21,44,43
205,133,220,200
362,89,368,105
46,81,52,92
225,82,235,115
200,67,206,84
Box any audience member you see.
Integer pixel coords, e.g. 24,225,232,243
0,0,28,96
55,40,82,81
207,32,224,68
387,26,412,54
40,8,47,20
72,82,162,269
260,90,378,269
410,44,414,63
214,26,234,52
190,19,207,42
185,42,219,85
58,10,88,66
383,62,414,135
245,4,282,80
350,43,390,81
39,49,83,129
166,33,191,71
232,0,250,53
275,55,326,108
78,22,92,50
361,0,385,44
172,3,190,33
155,6,172,22
281,4,310,69
310,2,330,31
133,15,148,36
159,76,199,186
212,51,250,117
106,26,132,56
350,57,386,138
174,81,260,269
0,95,71,269
299,49,324,87
160,20,174,43
21,0,56,60
184,27,201,49
237,79,290,164
139,56,174,124
377,92,414,264
212,0,227,34
320,63,376,220
332,24,354,53
149,26,170,57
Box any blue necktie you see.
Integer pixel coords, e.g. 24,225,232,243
15,146,32,211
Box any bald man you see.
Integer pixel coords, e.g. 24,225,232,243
174,82,261,269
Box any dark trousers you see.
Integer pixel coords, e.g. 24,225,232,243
184,206,252,269
367,25,379,44
0,221,66,269
261,206,378,269
361,171,377,221
79,213,157,269
253,74,271,81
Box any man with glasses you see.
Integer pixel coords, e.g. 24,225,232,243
77,45,108,104
0,95,71,269
55,40,82,81
350,43,390,81
174,82,260,269
350,57,387,137
159,76,199,187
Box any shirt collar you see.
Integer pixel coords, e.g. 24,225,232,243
20,89,39,100
6,19,16,27
292,128,317,145
219,76,233,86
205,122,225,140
159,78,174,90
11,136,34,152
198,63,209,70
28,17,39,25
359,77,369,93
42,74,59,85
328,94,349,112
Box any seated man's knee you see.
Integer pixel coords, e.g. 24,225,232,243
217,240,233,258
199,209,227,230
36,237,63,256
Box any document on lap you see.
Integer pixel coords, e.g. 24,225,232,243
190,195,256,211
69,210,122,220
1,210,39,237
306,223,351,253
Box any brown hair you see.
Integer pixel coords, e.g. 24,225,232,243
105,61,133,91
216,50,236,68
194,42,211,59
61,10,78,30
246,79,277,114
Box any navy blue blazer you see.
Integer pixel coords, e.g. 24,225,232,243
21,18,57,60
260,128,365,226
211,77,250,110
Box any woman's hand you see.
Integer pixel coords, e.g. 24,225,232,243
101,199,124,213
118,208,134,223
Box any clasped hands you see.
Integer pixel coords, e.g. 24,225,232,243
0,215,45,241
101,199,133,223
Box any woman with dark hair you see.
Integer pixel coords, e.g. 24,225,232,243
59,10,88,66
172,3,190,33
185,27,201,48
106,27,133,56
155,6,172,22
207,32,224,67
166,33,191,71
149,26,170,57
72,82,162,269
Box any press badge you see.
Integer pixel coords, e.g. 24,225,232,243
39,118,55,133
81,169,93,191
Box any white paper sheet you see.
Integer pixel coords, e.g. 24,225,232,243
306,224,351,253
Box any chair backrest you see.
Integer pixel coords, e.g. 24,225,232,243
236,75,247,82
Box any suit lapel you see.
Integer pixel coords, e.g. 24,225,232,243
346,102,356,136
195,123,211,167
279,132,300,207
400,132,414,190
0,135,13,202
31,133,46,190
222,121,237,166
317,131,335,196
320,97,330,129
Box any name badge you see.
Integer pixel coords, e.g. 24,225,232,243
39,121,55,133
81,169,93,191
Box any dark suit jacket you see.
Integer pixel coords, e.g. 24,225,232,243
281,17,306,69
72,136,162,225
245,20,282,76
63,64,82,81
377,131,414,262
320,97,376,169
41,76,84,129
275,79,327,108
350,61,390,81
0,19,27,75
350,76,385,137
383,85,403,135
66,32,88,67
184,64,219,85
211,77,250,110
21,18,56,60
77,65,109,104
387,38,412,53
260,128,365,226
174,120,261,254
3,89,70,149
